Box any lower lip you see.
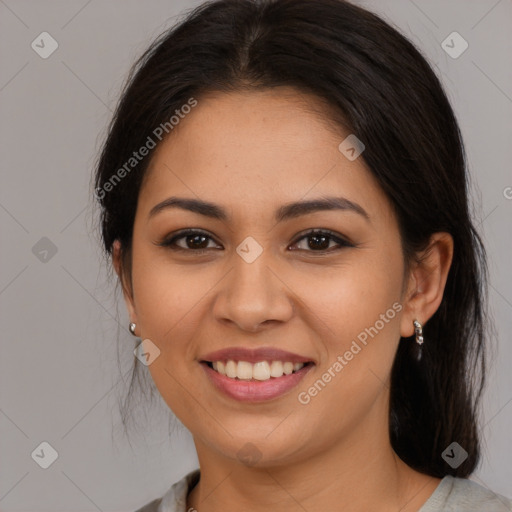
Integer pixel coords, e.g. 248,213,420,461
201,363,314,402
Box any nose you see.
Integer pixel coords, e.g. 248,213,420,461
212,249,295,332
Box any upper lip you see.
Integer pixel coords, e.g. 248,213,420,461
200,347,315,364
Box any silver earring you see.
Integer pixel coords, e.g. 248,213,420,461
413,319,424,345
129,322,137,336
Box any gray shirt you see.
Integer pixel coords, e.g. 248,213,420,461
135,469,512,512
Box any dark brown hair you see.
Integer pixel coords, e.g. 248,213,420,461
94,0,489,478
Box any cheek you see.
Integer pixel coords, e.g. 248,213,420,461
293,285,401,444
292,254,402,341
295,248,403,396
129,256,212,409
131,249,206,338
130,258,210,425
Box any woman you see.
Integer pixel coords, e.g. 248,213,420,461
94,0,512,510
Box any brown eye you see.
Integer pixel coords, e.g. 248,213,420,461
290,229,353,252
178,233,210,250
157,229,221,253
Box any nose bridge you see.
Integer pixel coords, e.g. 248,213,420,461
233,245,272,297
213,241,293,330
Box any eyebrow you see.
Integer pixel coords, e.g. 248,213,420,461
148,196,370,223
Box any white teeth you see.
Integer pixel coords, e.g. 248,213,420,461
270,361,284,377
253,361,270,381
237,361,253,380
209,360,306,380
217,361,226,376
283,362,294,375
225,360,237,378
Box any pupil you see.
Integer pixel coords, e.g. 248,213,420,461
309,234,329,250
188,235,208,249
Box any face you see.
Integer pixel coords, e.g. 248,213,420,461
118,88,414,467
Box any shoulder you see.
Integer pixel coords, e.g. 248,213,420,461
420,475,512,512
134,497,162,512
134,469,200,512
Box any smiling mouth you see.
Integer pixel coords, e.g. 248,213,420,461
202,360,314,381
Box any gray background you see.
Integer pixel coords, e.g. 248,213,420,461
0,0,511,510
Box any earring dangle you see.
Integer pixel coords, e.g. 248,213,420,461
129,322,137,336
412,319,423,361
413,319,423,345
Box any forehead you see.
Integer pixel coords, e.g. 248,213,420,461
139,88,392,225
149,87,346,168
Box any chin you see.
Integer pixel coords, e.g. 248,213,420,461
196,428,309,469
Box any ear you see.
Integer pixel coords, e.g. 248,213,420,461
112,240,137,326
400,232,454,337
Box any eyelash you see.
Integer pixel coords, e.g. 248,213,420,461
156,228,354,255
